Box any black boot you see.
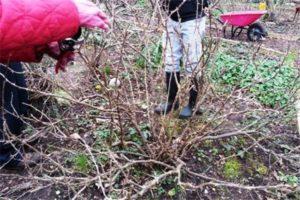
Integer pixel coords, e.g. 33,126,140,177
154,72,180,115
179,85,198,119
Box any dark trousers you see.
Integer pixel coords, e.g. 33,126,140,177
0,62,28,167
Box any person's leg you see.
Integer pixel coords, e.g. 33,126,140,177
12,62,29,117
155,19,182,115
3,62,27,134
181,17,205,74
0,62,28,168
179,17,206,119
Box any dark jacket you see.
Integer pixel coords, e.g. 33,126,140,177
163,0,209,22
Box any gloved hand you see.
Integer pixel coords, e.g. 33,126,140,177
47,42,61,57
46,42,75,74
72,0,110,30
46,0,110,74
55,51,75,74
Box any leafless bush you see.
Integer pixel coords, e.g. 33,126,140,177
0,0,299,199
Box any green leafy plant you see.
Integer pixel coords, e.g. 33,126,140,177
98,155,109,165
210,147,219,156
256,164,268,176
211,52,298,107
135,41,162,69
95,129,111,140
154,180,181,198
73,154,90,173
139,123,151,140
167,188,177,197
103,65,111,76
196,149,207,161
223,158,242,179
136,0,146,7
128,127,143,145
157,187,166,196
278,172,299,187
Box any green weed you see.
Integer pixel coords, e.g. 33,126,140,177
135,41,162,69
256,164,268,176
223,158,242,179
210,52,298,108
136,0,146,7
278,172,299,187
97,155,109,165
73,154,90,173
95,129,111,140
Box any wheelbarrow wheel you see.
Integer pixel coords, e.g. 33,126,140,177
247,22,267,42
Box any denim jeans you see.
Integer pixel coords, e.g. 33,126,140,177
162,17,206,74
0,62,28,167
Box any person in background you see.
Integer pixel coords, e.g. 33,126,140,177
155,0,209,119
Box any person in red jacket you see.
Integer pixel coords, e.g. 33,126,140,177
0,0,109,71
0,0,109,169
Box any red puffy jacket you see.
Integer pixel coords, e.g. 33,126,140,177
0,0,80,63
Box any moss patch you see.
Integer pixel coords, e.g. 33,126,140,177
256,164,268,176
223,158,242,179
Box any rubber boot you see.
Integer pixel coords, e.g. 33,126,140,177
154,72,180,115
179,86,198,119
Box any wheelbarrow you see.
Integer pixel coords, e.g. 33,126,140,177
217,10,268,41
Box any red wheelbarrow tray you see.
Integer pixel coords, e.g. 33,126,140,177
220,11,267,27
